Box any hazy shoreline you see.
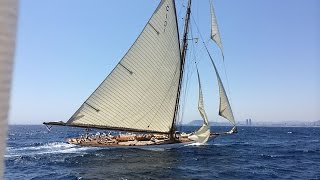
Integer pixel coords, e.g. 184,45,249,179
7,124,320,128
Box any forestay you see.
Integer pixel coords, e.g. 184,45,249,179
67,0,181,133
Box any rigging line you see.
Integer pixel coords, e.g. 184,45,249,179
221,55,234,109
202,40,236,126
206,0,233,108
186,15,212,77
178,49,193,127
190,14,208,51
176,0,186,43
177,0,186,18
176,56,189,127
190,20,199,70
191,11,235,113
190,13,236,124
179,22,193,124
178,22,201,128
185,39,211,82
177,58,189,126
179,20,196,120
172,0,192,136
179,39,209,125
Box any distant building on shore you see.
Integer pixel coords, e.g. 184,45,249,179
246,119,252,126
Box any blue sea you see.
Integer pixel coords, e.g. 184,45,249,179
4,125,320,179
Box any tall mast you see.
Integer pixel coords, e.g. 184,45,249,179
171,0,192,136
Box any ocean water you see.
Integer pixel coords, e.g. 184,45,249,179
4,125,320,180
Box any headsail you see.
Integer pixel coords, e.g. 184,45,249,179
188,69,210,144
207,1,236,127
210,57,236,126
67,0,181,133
210,0,224,59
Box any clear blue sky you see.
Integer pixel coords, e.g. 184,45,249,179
9,0,319,125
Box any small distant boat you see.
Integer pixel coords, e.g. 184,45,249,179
44,0,237,147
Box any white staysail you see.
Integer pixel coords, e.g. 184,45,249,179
210,0,224,59
0,0,18,177
210,58,236,126
67,0,181,133
188,70,210,144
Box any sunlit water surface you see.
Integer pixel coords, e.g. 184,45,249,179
5,125,320,179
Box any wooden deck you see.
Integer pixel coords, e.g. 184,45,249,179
67,133,196,147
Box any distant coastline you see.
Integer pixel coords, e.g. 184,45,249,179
185,120,320,127
8,120,320,128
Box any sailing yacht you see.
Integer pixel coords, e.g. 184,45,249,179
44,0,237,147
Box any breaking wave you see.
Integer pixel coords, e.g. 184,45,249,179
6,142,100,157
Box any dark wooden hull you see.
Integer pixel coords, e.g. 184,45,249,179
67,134,218,148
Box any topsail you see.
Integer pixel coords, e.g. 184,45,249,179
67,0,181,133
210,0,224,59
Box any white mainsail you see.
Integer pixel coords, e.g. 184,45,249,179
188,70,210,144
210,0,224,59
0,0,18,177
67,0,181,133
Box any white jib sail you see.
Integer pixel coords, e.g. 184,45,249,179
210,0,224,59
0,0,18,177
67,0,181,133
188,70,210,144
210,58,236,126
